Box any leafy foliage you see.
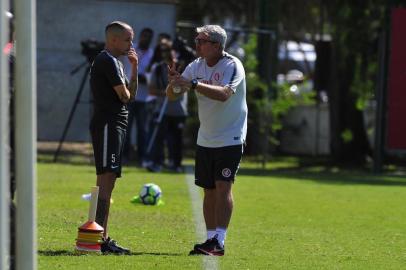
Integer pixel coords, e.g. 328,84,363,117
271,82,315,134
242,34,272,154
243,34,315,151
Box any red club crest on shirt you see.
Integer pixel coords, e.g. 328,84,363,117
213,72,220,81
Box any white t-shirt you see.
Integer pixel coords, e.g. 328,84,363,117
182,52,247,148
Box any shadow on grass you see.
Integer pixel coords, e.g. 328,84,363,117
38,250,183,256
37,153,93,167
39,150,406,187
38,250,80,256
237,165,406,186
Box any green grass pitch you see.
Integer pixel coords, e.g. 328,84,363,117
38,156,406,269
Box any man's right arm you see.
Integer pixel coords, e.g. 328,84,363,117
128,67,138,100
113,85,131,103
105,52,138,103
113,62,138,103
127,48,138,100
112,70,137,103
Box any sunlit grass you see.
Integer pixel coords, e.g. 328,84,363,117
38,154,406,269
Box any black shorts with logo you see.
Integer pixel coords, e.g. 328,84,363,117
195,144,244,189
90,115,127,178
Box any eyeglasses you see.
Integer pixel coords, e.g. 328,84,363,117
194,38,217,45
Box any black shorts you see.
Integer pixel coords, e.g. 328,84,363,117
90,118,126,178
195,144,244,189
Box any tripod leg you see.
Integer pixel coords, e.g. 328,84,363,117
146,97,168,156
53,66,90,162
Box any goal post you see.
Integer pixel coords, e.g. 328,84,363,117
0,0,11,269
15,0,37,269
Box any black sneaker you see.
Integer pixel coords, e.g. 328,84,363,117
189,237,224,256
189,239,211,255
101,237,130,255
188,249,202,255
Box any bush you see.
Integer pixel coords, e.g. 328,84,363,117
243,34,315,156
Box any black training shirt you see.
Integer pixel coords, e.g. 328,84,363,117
90,50,128,124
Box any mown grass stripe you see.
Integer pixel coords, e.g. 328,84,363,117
185,166,219,270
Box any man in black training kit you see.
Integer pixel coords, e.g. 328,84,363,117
90,21,138,254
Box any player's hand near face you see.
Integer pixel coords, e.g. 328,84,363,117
127,48,138,100
127,48,138,66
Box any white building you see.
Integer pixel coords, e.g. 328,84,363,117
37,0,177,141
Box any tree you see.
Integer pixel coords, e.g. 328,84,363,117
177,0,254,24
278,0,400,165
323,0,402,165
177,0,405,165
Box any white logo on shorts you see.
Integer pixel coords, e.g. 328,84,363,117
222,168,232,178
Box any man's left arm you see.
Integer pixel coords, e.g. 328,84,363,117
194,83,233,102
128,69,138,100
173,79,233,102
128,48,138,99
173,61,243,102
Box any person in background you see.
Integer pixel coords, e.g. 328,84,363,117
147,40,188,173
172,36,196,73
120,28,154,167
148,32,172,71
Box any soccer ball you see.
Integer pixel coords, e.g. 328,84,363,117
139,183,162,205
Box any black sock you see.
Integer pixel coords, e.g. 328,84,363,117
95,198,108,228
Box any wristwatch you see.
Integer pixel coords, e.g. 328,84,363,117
190,79,198,90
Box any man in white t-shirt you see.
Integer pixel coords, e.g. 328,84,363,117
167,25,247,256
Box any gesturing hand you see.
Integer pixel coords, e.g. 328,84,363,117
168,62,180,82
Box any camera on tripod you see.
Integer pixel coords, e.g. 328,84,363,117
80,39,105,63
54,39,105,162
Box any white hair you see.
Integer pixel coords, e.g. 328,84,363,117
196,25,227,49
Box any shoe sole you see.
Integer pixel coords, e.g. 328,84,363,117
189,249,203,255
196,247,224,256
102,251,130,255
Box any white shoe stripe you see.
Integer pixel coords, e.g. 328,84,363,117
102,124,108,167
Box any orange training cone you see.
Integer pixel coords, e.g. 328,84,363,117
75,186,104,253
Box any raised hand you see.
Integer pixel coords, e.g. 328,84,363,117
172,76,190,89
168,62,180,82
168,62,179,75
128,48,138,66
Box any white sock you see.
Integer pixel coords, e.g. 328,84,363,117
215,227,227,248
207,230,216,240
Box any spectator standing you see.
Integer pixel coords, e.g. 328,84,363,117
147,40,188,173
120,28,154,166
